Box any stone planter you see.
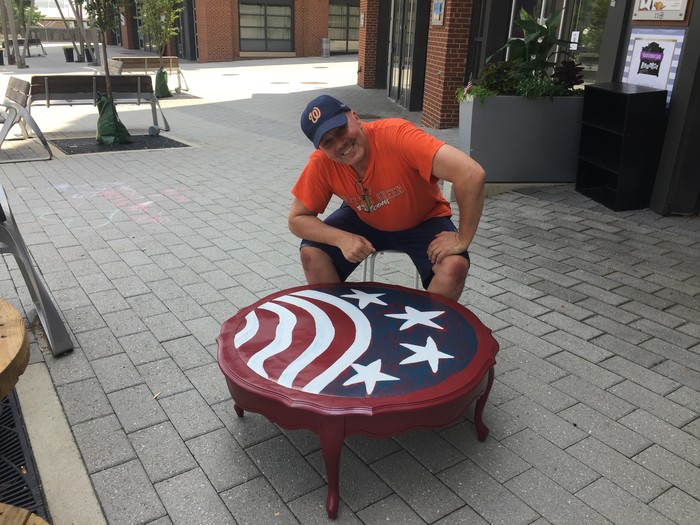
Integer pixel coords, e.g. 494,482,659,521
458,96,584,183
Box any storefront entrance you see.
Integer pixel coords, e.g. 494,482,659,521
387,0,429,111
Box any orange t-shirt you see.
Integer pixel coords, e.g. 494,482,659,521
292,118,451,232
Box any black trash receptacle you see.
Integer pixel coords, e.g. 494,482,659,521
63,46,74,62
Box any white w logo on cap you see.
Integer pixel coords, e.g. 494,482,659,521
309,107,322,123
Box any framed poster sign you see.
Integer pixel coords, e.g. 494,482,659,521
633,0,693,25
624,28,685,105
432,0,445,25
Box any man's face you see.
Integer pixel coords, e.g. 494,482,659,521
318,112,368,166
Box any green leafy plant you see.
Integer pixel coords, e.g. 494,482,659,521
489,8,571,73
11,0,43,30
137,0,183,67
456,9,583,102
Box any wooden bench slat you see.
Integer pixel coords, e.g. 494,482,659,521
113,56,180,72
28,75,153,101
3,77,32,140
5,77,30,107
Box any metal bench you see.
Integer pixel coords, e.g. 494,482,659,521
111,56,189,93
27,74,170,131
3,37,47,56
0,77,52,163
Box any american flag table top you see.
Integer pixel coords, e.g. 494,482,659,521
217,283,499,519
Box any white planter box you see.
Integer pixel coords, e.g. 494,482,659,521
458,96,584,183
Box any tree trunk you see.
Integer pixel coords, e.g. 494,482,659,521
21,0,37,62
3,0,25,67
101,30,112,97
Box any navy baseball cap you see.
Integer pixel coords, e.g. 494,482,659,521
301,95,351,148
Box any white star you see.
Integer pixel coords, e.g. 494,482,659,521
343,359,399,395
399,337,454,373
341,289,388,309
385,306,445,330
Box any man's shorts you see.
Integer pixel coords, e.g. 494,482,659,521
300,204,470,289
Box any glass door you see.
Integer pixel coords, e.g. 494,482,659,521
561,0,611,83
507,0,610,83
398,0,416,108
508,0,547,39
388,0,405,101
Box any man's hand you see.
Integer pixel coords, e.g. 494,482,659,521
338,232,375,263
428,231,467,264
288,198,374,263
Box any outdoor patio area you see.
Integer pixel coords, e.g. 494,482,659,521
1,43,699,525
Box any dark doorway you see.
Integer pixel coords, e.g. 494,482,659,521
178,0,198,60
387,0,429,111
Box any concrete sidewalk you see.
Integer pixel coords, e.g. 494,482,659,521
1,43,699,525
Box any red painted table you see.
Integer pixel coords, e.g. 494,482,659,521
217,283,499,519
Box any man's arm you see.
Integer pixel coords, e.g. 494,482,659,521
288,198,375,263
428,144,485,263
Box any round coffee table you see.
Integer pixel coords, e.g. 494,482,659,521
218,283,499,519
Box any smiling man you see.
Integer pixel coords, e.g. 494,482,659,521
288,95,486,301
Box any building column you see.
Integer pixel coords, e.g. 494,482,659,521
120,8,138,50
422,0,473,129
357,0,379,87
650,1,700,215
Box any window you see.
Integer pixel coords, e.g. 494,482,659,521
329,0,359,54
240,1,293,52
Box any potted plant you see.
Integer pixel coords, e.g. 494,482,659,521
456,9,585,184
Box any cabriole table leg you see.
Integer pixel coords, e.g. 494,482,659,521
320,419,345,519
473,366,495,442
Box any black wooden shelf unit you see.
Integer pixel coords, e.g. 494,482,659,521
576,82,667,211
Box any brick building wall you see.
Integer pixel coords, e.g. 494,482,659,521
296,0,329,57
158,0,326,62
195,0,238,62
357,0,378,87
422,0,472,129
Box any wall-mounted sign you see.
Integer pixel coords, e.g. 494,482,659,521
624,28,685,105
570,31,580,50
633,0,692,25
432,0,445,26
